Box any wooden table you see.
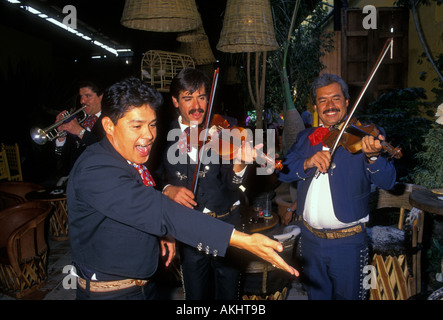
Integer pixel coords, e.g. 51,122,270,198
409,188,443,216
241,206,279,234
26,187,69,241
409,188,443,297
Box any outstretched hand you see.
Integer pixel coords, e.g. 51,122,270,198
229,230,299,277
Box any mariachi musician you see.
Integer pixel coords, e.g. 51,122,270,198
55,81,105,183
278,73,397,300
158,68,257,300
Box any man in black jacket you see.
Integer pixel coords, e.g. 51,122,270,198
159,69,253,300
55,81,105,183
67,77,297,300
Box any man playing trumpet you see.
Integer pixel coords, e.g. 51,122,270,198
54,81,105,184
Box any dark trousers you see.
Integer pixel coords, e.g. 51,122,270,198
76,279,157,300
300,223,369,300
180,243,242,300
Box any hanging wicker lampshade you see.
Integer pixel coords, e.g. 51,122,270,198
121,0,202,32
179,36,216,65
217,0,278,53
177,26,207,43
176,11,206,43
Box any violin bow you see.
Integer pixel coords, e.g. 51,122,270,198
315,37,393,178
191,67,220,194
330,37,393,157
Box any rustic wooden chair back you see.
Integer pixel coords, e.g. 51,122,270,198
368,183,426,299
1,143,23,181
0,201,52,298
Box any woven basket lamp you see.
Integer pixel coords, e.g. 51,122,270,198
216,0,278,53
121,0,202,32
176,11,206,43
217,0,278,129
176,26,207,43
179,37,216,66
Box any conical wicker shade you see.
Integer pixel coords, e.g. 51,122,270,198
179,36,216,65
177,26,207,43
217,0,278,53
121,0,202,32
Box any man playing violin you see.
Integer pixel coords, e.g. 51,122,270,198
157,68,256,300
279,73,396,300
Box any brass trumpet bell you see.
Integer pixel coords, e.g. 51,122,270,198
30,105,87,145
30,127,50,145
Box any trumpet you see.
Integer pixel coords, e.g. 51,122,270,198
30,105,88,145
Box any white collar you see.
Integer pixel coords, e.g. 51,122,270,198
178,116,198,132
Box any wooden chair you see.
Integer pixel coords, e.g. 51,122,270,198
0,191,24,211
0,201,52,298
368,183,427,300
0,181,43,200
0,149,10,181
370,254,410,300
1,143,23,181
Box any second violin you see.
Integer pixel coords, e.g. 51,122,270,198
322,117,402,159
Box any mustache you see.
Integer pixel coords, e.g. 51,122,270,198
323,108,341,114
189,108,205,115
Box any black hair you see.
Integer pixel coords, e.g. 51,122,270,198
311,73,350,105
101,77,163,124
78,80,104,97
170,68,210,100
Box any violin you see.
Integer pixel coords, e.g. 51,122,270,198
322,117,402,159
189,113,283,170
313,37,399,179
191,68,281,194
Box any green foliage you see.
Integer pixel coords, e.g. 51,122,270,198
394,0,441,10
417,53,443,86
427,237,443,274
267,0,334,113
357,87,433,179
411,51,443,188
411,123,443,188
223,1,334,123
358,87,432,154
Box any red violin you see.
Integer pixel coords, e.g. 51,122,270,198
188,113,283,170
322,117,402,159
191,68,281,194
